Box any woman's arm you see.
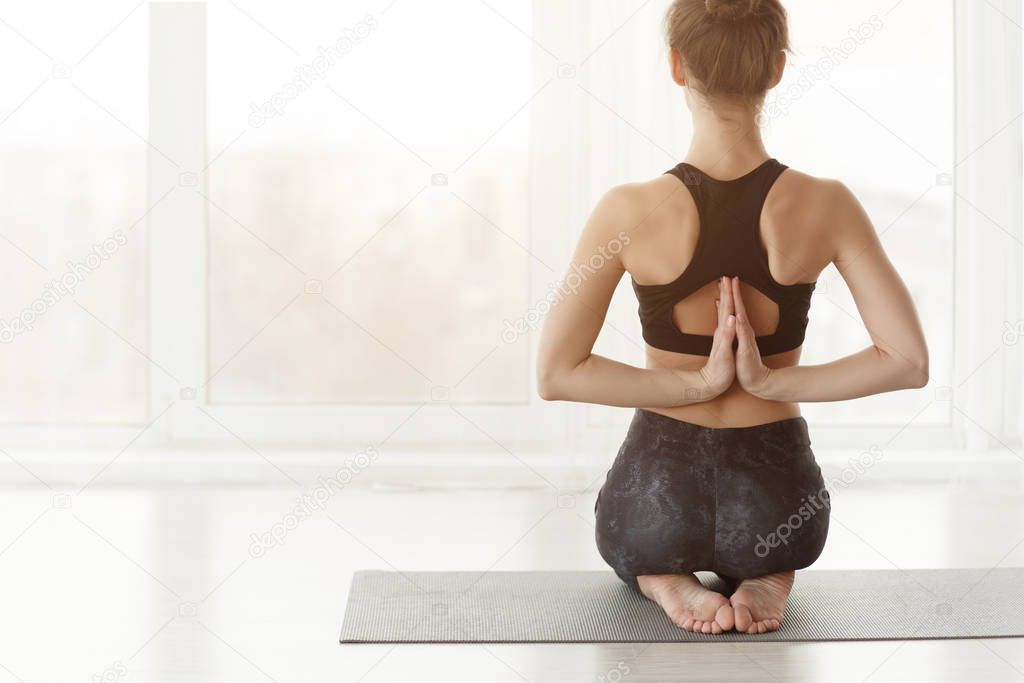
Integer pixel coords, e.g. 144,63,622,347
536,185,737,407
734,181,930,403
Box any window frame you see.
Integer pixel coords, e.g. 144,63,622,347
145,0,567,450
2,0,1018,454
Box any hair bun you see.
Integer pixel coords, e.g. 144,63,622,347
705,0,759,21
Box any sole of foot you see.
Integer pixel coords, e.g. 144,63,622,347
730,571,795,634
638,573,735,634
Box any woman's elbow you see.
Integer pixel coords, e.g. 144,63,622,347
901,349,930,389
876,344,929,390
536,356,586,401
536,366,566,401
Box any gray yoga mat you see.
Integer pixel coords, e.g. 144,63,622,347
339,568,1024,643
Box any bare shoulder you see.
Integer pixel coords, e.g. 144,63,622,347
760,168,867,279
570,177,685,276
769,167,853,212
593,174,689,229
770,168,869,239
593,174,697,282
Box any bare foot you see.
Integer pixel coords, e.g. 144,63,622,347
638,574,734,634
730,571,794,634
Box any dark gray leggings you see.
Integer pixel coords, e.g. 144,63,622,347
595,409,830,590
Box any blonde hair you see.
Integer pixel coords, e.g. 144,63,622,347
665,0,790,101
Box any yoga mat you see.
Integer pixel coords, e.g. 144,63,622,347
339,568,1024,643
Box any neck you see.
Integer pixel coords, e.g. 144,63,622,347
684,99,769,175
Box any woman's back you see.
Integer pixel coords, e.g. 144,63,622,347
618,156,840,427
538,0,929,636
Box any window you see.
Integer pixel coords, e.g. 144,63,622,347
205,0,532,405
5,0,1018,451
0,2,148,425
777,0,955,427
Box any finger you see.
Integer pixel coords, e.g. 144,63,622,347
730,278,757,350
709,312,735,360
722,312,736,345
716,313,733,348
711,322,733,362
735,316,756,355
730,277,747,323
731,296,750,341
710,280,737,362
720,275,735,319
716,279,726,327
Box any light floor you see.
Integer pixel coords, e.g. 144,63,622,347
3,467,1024,683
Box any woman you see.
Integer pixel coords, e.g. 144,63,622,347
536,0,929,635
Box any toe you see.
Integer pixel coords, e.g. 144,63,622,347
701,621,714,634
733,604,752,632
710,621,723,635
714,604,735,631
679,618,694,631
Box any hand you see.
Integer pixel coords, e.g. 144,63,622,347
695,277,737,398
731,276,773,397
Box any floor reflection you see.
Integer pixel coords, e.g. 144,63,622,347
0,466,1022,681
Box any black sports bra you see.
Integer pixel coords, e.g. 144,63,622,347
632,158,815,357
